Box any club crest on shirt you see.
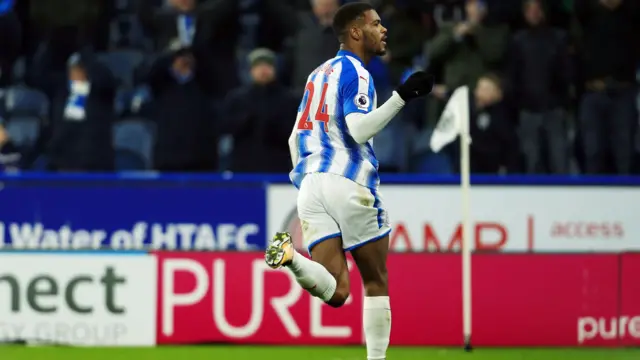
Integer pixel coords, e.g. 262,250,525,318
354,93,370,109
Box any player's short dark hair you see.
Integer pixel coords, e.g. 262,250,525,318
332,2,375,42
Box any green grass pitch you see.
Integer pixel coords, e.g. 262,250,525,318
1,346,639,360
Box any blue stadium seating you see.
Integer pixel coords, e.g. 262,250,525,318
5,116,40,148
4,86,49,117
112,118,155,170
96,50,145,89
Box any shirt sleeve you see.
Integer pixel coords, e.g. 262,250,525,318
340,62,375,118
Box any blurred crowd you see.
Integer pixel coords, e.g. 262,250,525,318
0,0,638,175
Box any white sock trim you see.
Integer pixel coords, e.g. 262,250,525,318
364,296,390,310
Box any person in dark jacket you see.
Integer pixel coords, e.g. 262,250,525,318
289,0,340,94
468,73,519,173
222,48,298,173
574,0,640,174
136,0,235,99
146,47,217,172
136,0,297,100
47,52,116,171
509,0,571,174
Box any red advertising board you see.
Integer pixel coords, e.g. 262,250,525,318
155,252,364,344
618,253,640,346
155,252,639,347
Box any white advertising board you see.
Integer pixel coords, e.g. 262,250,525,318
0,254,157,346
268,185,640,252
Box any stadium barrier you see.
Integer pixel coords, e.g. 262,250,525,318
0,252,638,347
1,172,639,252
0,173,638,347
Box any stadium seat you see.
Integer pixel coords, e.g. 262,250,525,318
4,86,49,118
109,14,149,50
5,116,40,149
112,118,155,170
412,151,453,174
115,87,134,117
11,57,27,84
96,50,145,89
30,154,50,171
115,149,146,170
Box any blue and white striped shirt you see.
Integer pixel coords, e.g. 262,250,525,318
289,50,379,190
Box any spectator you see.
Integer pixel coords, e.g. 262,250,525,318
0,0,21,87
27,0,106,96
574,0,640,174
136,0,237,99
427,0,509,131
289,0,340,94
467,73,519,173
29,0,107,52
48,52,116,171
138,0,296,98
428,0,509,92
509,0,571,174
136,0,206,51
379,0,429,85
146,47,217,172
222,48,298,173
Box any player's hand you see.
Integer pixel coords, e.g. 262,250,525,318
395,71,434,102
454,22,473,37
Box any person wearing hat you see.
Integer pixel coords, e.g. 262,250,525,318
248,48,278,86
221,48,298,173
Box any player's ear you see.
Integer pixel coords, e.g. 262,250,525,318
349,26,362,41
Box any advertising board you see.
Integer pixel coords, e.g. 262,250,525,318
0,254,157,346
268,185,639,252
155,252,639,346
0,182,266,250
155,251,364,345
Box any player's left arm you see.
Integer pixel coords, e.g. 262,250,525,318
342,73,405,145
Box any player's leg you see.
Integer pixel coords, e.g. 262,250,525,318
334,180,391,360
265,173,349,306
266,232,349,306
308,236,350,307
350,235,391,360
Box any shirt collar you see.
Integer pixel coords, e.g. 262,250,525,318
337,49,364,66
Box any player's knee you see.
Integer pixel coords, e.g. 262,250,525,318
326,284,350,308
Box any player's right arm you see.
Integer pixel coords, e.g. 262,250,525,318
342,71,434,145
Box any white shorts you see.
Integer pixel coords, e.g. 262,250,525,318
297,172,391,254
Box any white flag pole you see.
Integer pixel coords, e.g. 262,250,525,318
428,86,473,350
459,100,473,352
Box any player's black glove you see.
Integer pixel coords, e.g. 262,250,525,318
395,71,434,102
